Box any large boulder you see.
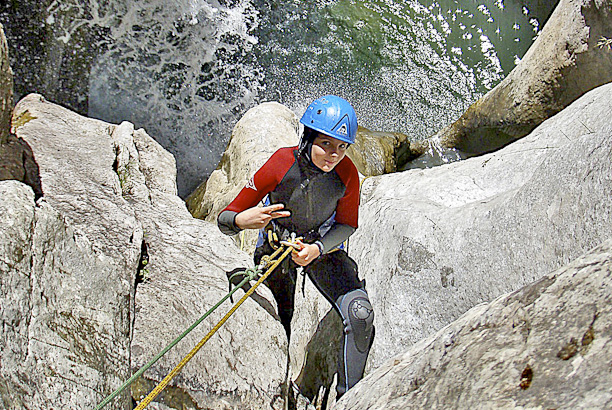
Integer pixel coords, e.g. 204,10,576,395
121,118,287,409
1,94,287,409
185,102,300,254
0,180,134,408
1,94,142,408
335,238,612,409
409,0,612,161
351,83,612,369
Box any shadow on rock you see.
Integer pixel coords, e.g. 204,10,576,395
0,133,42,199
292,308,343,409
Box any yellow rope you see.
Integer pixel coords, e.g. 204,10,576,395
134,244,294,409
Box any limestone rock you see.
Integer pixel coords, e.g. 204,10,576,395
351,83,612,370
334,238,612,409
187,102,300,220
1,94,287,409
1,92,141,408
348,127,410,176
122,120,288,409
0,180,136,408
413,0,612,161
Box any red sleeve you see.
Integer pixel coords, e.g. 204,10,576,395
333,156,360,228
223,147,297,213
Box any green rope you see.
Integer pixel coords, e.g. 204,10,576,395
95,268,260,409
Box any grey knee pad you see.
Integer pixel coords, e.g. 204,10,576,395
340,289,374,352
336,289,374,395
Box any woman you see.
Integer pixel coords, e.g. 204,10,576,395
217,95,374,397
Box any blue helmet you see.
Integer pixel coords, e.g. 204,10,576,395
300,95,358,144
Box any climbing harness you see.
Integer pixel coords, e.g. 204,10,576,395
95,236,302,409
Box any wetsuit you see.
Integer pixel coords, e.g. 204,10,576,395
218,145,374,397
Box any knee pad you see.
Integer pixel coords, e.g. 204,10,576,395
338,289,374,353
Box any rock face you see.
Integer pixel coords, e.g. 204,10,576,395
1,180,135,408
0,181,135,409
122,120,287,409
1,94,287,409
1,86,611,410
1,95,141,408
347,128,410,177
411,0,612,160
334,238,612,410
351,83,612,370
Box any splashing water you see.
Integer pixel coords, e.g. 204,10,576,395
86,0,263,196
2,0,546,196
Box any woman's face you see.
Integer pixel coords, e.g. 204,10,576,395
311,133,348,172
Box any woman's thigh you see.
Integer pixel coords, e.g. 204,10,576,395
305,250,363,305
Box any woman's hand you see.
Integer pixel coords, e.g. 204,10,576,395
234,204,290,230
291,239,321,267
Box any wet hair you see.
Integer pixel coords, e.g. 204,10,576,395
298,126,318,161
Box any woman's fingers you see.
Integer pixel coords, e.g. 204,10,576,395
291,240,315,266
235,204,289,230
270,210,291,219
262,204,290,219
294,239,306,252
263,203,285,211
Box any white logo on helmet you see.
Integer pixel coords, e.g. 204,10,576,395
245,177,257,191
337,124,348,136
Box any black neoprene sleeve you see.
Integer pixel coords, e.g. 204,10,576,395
318,223,355,253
